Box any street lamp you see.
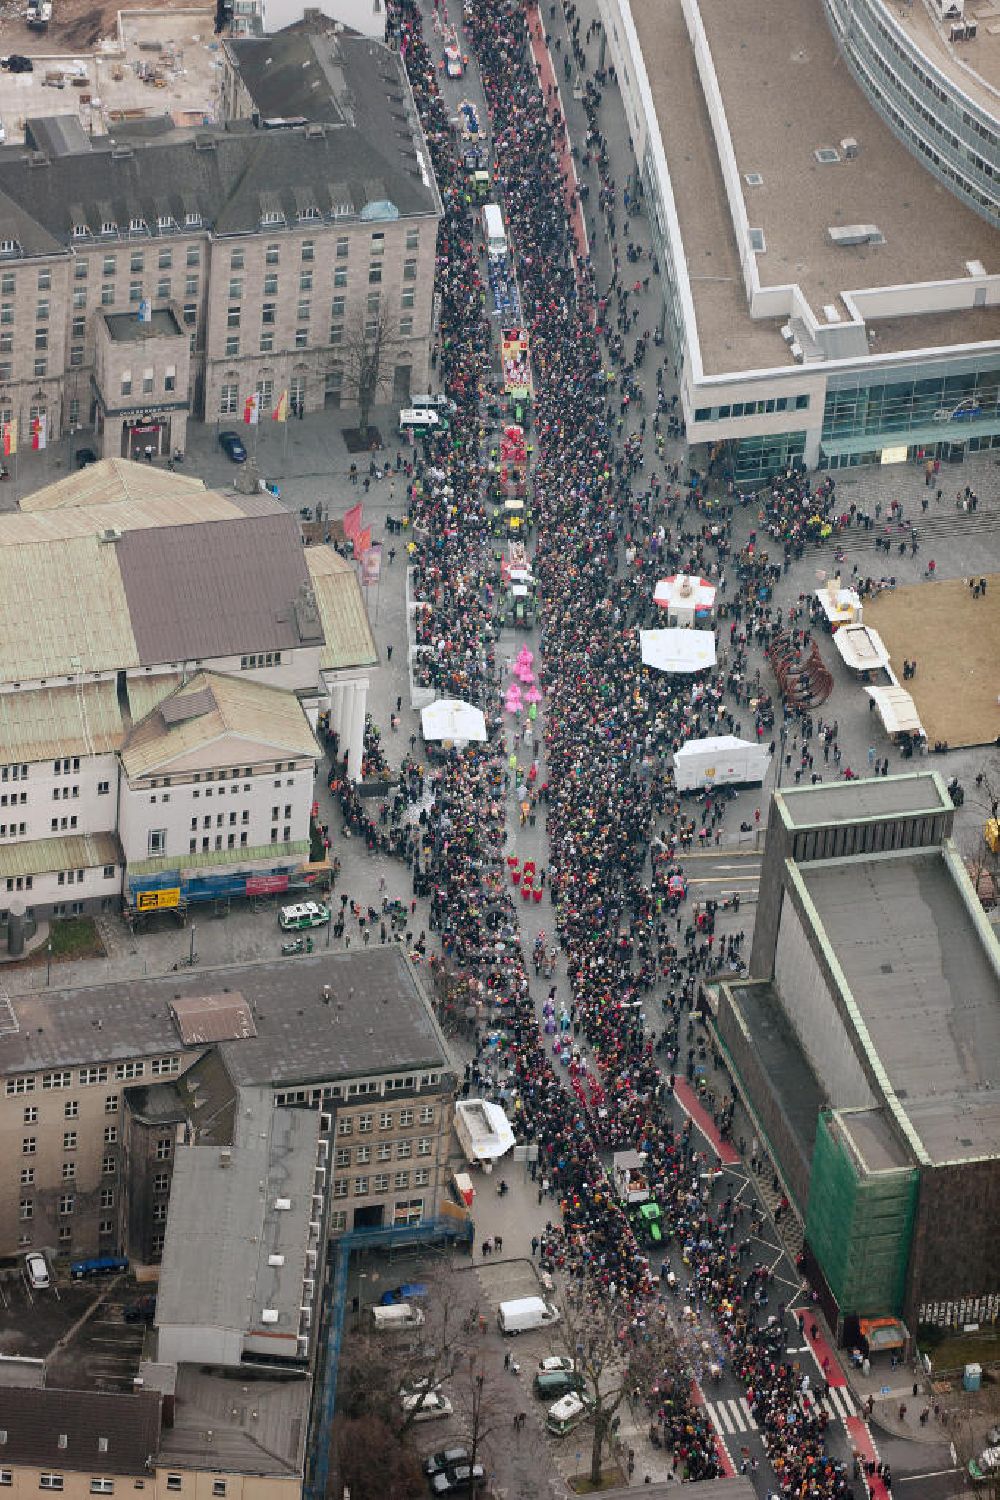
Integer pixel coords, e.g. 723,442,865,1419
45,940,52,987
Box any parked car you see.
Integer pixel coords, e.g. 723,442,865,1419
401,1391,453,1422
218,429,247,463
75,447,98,469
533,1370,584,1400
278,901,330,931
423,1448,469,1479
546,1391,592,1437
537,1356,574,1374
24,1252,50,1290
430,1462,485,1496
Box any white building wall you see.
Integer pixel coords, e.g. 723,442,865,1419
118,763,316,867
260,0,385,37
0,751,119,846
29,862,122,913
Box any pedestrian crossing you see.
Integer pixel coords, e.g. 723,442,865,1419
704,1385,857,1436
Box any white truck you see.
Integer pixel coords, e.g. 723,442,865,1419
672,735,770,792
497,1296,560,1335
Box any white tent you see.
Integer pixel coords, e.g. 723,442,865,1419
815,578,862,627
454,1099,516,1163
834,624,891,673
673,735,770,790
864,685,924,737
640,628,716,674
653,574,717,626
421,698,488,743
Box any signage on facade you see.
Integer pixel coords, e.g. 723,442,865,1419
136,887,181,911
246,873,290,896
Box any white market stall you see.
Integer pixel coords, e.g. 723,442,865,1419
454,1099,516,1164
421,697,488,744
640,628,717,674
653,573,717,626
864,685,925,740
672,735,770,791
815,577,862,629
834,623,891,674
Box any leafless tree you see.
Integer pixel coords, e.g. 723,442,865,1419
556,1289,687,1486
340,296,402,439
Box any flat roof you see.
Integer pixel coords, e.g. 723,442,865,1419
630,0,999,377
0,949,448,1083
157,1088,319,1353
156,1364,309,1475
835,1106,912,1173
104,308,183,341
778,771,950,827
801,850,1000,1163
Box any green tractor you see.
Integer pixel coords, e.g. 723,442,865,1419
506,583,535,629
635,1201,664,1245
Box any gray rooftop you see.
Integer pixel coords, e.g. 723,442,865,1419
116,511,319,664
156,1087,319,1361
801,850,1000,1164
104,309,183,342
0,948,448,1083
0,1387,161,1474
778,771,950,828
157,1364,309,1475
836,1107,912,1174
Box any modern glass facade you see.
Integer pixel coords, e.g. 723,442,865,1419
728,430,807,483
820,355,1000,466
823,0,999,225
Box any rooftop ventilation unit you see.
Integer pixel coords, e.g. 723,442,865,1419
828,223,882,245
841,137,859,158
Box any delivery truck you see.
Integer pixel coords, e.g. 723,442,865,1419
497,1296,561,1335
672,735,770,792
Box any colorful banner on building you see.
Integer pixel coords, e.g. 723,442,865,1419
31,414,47,451
243,392,260,425
245,873,291,896
136,887,181,912
272,390,289,423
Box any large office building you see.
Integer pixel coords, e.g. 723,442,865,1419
599,0,1000,482
0,21,440,457
0,460,377,922
714,775,1000,1331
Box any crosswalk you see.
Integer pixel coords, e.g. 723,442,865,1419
705,1385,857,1436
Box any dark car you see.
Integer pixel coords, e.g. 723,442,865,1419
218,429,247,463
2,55,34,72
75,447,98,469
430,1464,485,1496
423,1448,469,1479
533,1370,584,1400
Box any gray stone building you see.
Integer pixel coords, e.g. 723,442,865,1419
0,25,440,456
714,774,1000,1331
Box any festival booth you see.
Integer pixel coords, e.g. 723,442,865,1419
421,698,488,747
673,735,770,791
864,685,925,743
833,623,891,675
653,574,716,627
815,577,863,629
640,628,716,674
454,1099,516,1166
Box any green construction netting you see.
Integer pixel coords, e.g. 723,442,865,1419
806,1111,918,1317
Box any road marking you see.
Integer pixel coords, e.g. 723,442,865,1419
706,1398,757,1434
896,1470,962,1483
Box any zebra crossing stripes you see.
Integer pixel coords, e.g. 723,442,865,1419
705,1398,756,1435
705,1385,858,1437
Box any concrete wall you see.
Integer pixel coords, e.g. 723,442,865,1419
773,897,877,1111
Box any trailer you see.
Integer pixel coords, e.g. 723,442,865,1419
501,327,533,410
613,1149,651,1205
672,735,770,792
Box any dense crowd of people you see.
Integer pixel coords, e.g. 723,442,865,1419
358,0,863,1489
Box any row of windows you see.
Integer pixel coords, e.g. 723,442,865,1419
337,1106,436,1132
328,1199,425,1233
272,1072,442,1109
143,763,299,789
19,1154,128,1183
5,1058,177,1094
334,1139,434,1167
694,393,811,423
6,1476,228,1497
332,1172,431,1198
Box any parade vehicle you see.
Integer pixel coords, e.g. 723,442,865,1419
482,202,507,259
501,328,533,417
444,43,464,77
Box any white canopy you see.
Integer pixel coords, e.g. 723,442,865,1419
653,574,717,619
834,624,891,673
640,628,716,674
815,579,862,626
674,734,756,760
864,685,924,737
454,1099,516,1163
421,698,488,743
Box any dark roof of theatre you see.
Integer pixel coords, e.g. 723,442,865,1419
0,1388,162,1473
116,512,318,664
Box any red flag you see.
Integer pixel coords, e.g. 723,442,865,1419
343,503,363,542
355,526,372,556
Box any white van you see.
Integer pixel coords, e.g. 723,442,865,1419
497,1295,560,1335
410,393,456,415
399,407,443,435
483,203,507,259
546,1392,592,1436
372,1302,425,1332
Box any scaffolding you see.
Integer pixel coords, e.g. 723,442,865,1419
806,1111,918,1318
